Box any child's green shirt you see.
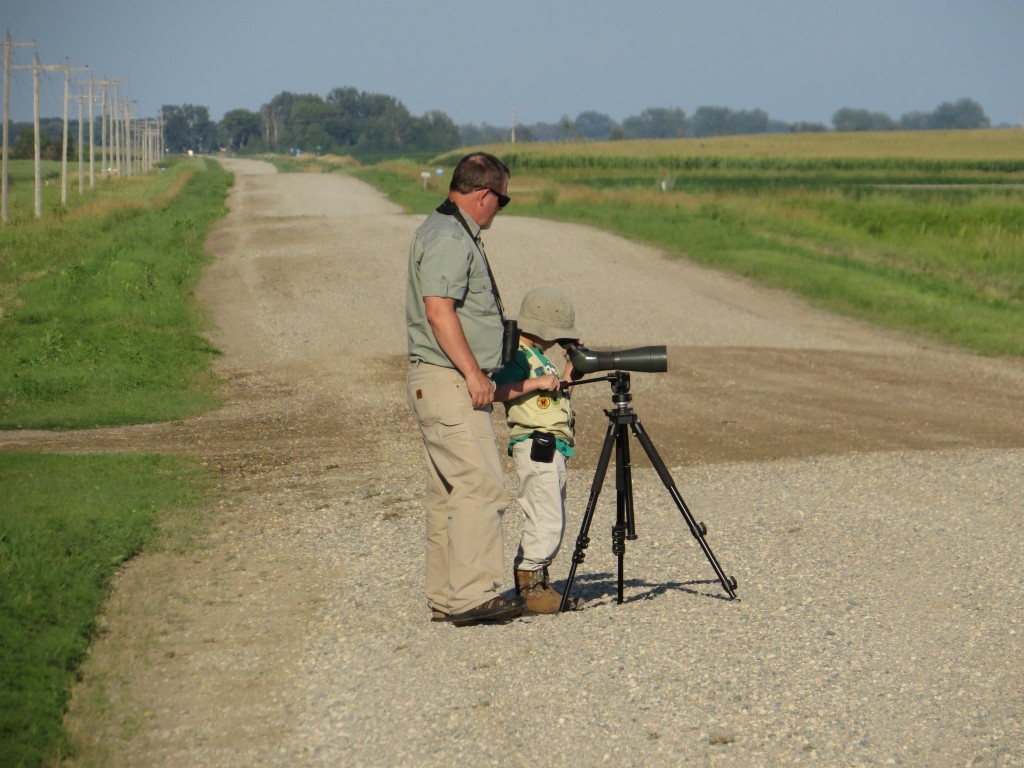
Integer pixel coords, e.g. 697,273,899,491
492,342,575,457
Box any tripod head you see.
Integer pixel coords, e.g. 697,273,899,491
561,370,630,392
561,371,637,417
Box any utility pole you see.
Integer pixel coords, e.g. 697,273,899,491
75,86,85,194
139,118,147,171
112,80,121,177
86,74,95,189
99,79,108,177
155,116,164,164
141,118,157,172
59,58,89,205
93,78,123,180
109,81,118,176
2,30,35,224
124,99,133,178
14,53,64,219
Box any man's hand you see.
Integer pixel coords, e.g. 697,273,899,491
424,296,495,410
465,368,495,409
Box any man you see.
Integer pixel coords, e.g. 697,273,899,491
405,152,525,626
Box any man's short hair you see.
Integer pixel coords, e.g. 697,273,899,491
449,152,510,194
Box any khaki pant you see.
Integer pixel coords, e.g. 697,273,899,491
406,363,507,615
511,439,568,571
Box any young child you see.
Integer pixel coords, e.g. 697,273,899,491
491,287,581,613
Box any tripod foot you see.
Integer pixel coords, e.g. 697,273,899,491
557,595,585,613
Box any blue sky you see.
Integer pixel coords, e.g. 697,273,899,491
4,0,1022,128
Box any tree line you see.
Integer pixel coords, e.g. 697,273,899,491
164,89,461,157
466,98,994,143
203,93,997,155
6,92,997,161
7,118,77,161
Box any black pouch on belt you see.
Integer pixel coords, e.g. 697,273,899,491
530,431,556,463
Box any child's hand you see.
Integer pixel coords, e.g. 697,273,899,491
534,374,560,392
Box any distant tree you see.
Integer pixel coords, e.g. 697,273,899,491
927,98,989,130
730,108,770,135
48,130,74,161
14,127,58,160
355,95,415,151
515,125,537,142
220,109,261,151
12,128,37,159
162,106,187,152
10,120,76,159
323,87,364,146
557,115,580,140
409,110,460,151
290,95,334,150
459,122,509,144
295,87,442,153
789,121,830,133
899,111,931,130
766,119,794,134
162,104,218,153
689,106,731,137
259,92,315,150
690,106,770,137
832,107,898,132
523,121,563,142
574,111,617,140
621,107,687,139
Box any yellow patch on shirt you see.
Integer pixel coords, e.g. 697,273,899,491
537,396,551,409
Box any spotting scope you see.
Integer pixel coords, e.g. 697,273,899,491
559,341,668,376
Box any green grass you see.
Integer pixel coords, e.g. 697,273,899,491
353,161,447,213
352,132,1024,357
0,158,231,765
1,158,231,428
3,159,62,185
511,188,1023,356
2,158,196,225
0,452,209,767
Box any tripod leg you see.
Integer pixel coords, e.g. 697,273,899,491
612,423,634,604
559,418,618,612
630,418,738,600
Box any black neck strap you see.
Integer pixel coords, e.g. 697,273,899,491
436,199,506,319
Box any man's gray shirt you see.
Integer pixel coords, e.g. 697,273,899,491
406,209,503,370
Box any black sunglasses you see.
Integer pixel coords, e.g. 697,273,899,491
480,187,510,209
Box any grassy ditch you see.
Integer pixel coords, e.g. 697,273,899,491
368,131,1024,357
0,157,231,766
1,158,230,429
0,453,209,767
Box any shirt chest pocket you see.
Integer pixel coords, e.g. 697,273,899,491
465,275,496,313
467,274,492,295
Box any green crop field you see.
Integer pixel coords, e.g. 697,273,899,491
367,129,1024,357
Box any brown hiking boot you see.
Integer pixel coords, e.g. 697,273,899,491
449,595,526,626
515,568,563,614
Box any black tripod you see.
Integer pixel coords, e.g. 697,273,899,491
559,371,738,611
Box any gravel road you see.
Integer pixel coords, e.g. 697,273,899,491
7,158,1022,766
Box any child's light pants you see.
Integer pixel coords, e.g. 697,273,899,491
511,439,568,571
